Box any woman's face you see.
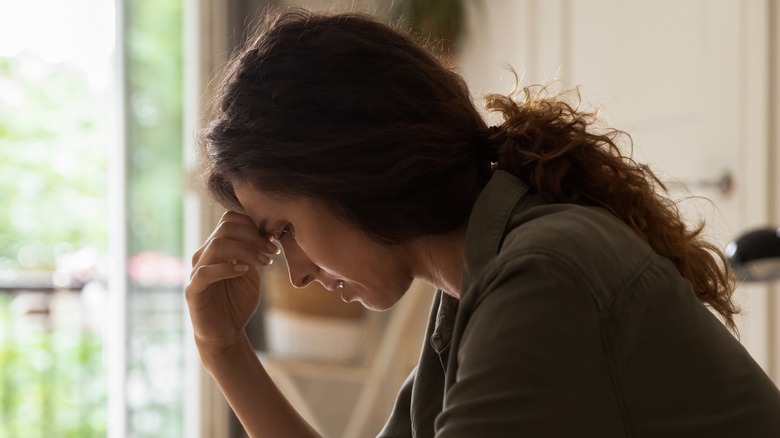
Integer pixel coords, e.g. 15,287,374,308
232,181,415,311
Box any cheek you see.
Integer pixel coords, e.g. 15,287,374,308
319,252,365,277
300,231,370,270
314,250,382,285
287,239,353,279
296,222,400,280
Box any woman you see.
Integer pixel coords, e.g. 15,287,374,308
186,9,780,437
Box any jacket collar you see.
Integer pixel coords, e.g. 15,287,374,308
461,170,530,290
428,171,530,354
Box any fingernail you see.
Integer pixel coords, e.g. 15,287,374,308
234,264,249,272
258,253,274,265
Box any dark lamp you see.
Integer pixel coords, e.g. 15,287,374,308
726,227,780,282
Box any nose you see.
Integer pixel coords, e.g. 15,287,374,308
280,239,318,288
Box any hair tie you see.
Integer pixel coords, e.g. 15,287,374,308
480,125,505,166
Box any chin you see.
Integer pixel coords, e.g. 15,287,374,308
360,300,394,312
355,289,407,312
348,276,413,311
347,295,387,312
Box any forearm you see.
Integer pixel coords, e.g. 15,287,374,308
199,334,322,438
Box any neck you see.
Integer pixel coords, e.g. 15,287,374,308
411,229,466,298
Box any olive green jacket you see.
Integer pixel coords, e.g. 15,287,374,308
379,170,780,437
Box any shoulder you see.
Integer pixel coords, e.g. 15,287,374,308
505,202,646,255
468,202,659,309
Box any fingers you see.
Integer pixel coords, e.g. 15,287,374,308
200,235,271,267
212,211,269,244
218,211,278,252
188,261,252,291
192,211,279,267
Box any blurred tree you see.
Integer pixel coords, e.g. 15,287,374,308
126,0,184,260
0,55,108,272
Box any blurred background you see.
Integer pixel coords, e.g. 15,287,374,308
0,0,777,437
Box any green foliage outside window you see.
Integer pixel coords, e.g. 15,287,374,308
1,0,185,435
0,4,111,432
126,0,186,436
0,294,106,437
0,54,108,273
126,0,185,260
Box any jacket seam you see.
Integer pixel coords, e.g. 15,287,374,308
600,251,654,438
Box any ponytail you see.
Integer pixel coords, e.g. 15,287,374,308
483,85,739,332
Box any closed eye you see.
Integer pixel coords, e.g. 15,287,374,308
274,223,294,241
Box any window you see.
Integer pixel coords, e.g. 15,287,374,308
0,0,186,436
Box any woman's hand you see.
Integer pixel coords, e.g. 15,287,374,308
186,211,279,357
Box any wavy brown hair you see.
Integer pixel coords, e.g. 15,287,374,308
202,9,738,330
483,85,738,331
204,9,491,243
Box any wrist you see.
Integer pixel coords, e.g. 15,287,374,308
196,332,252,369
